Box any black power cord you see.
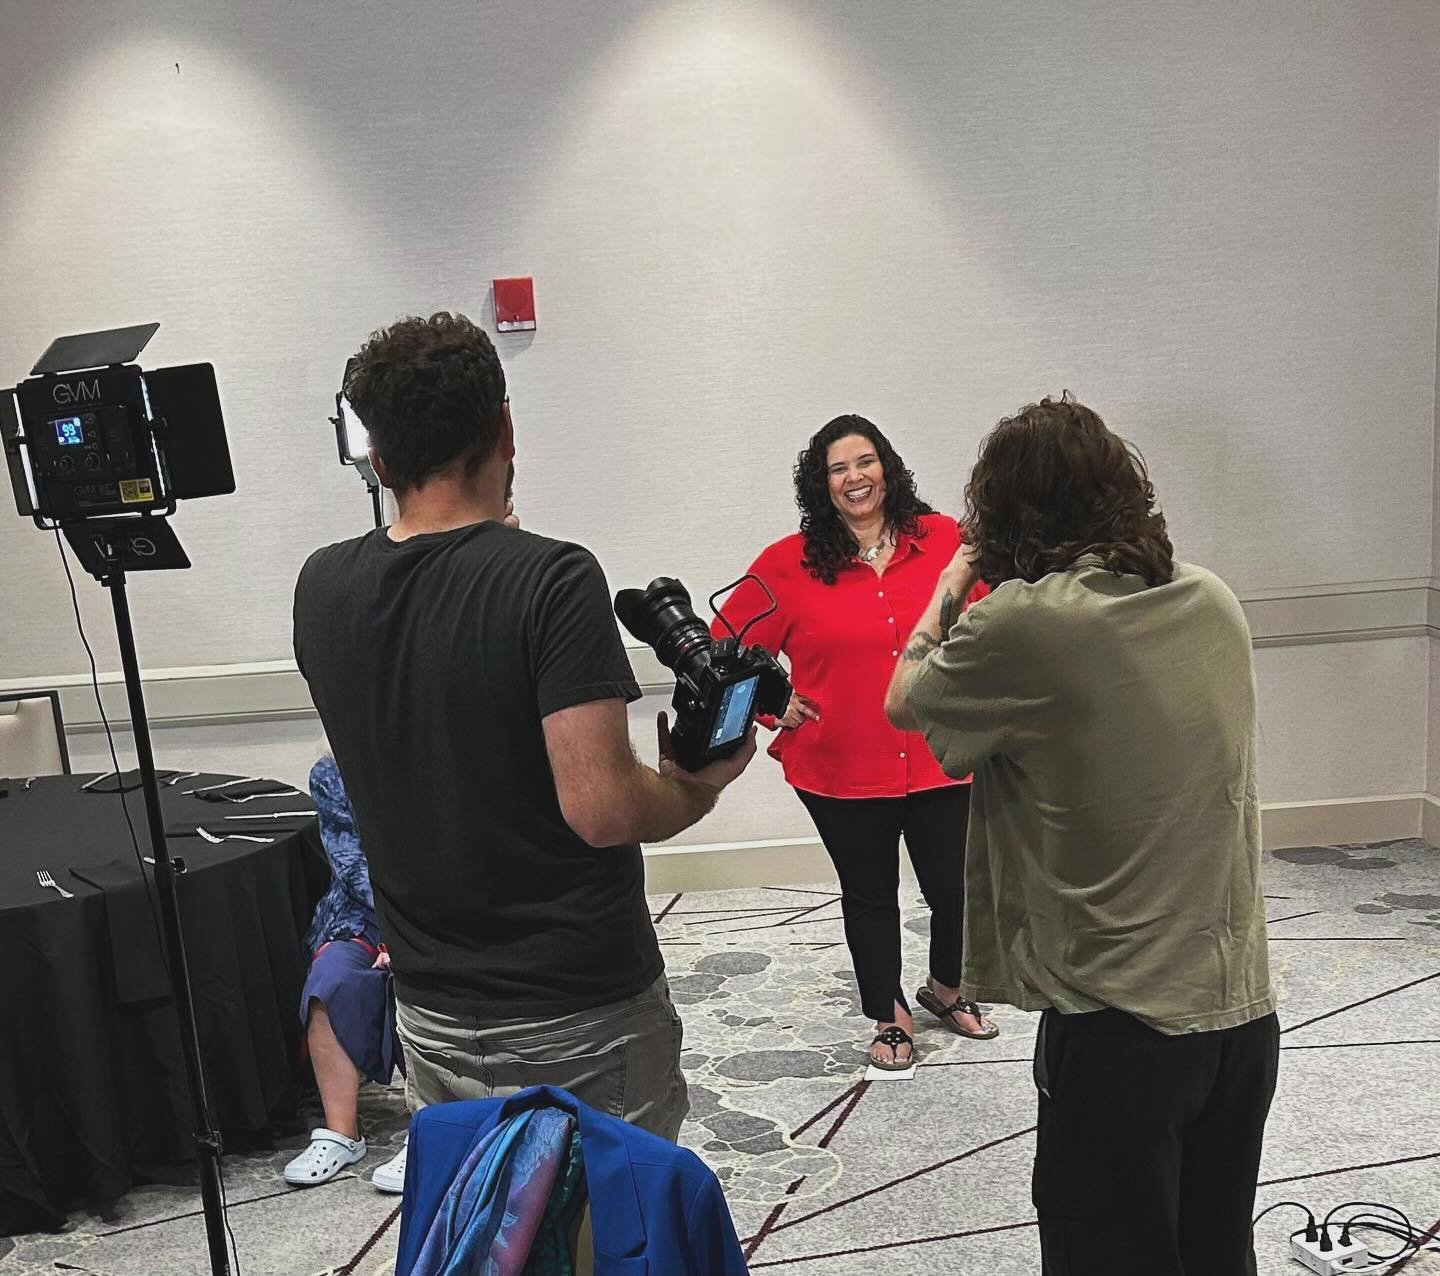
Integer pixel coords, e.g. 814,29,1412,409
55,530,164,946
1326,1202,1414,1239
1341,1204,1440,1273
1338,1215,1415,1263
1320,1201,1436,1272
55,529,242,1276
1260,1195,1439,1272
217,1165,241,1275
1254,1199,1318,1242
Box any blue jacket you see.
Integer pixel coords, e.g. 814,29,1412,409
397,1087,748,1276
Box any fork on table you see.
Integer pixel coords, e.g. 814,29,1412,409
36,870,75,899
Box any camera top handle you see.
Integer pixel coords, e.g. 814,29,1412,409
708,574,778,647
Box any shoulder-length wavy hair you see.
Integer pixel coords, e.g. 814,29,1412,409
963,393,1174,588
794,415,933,585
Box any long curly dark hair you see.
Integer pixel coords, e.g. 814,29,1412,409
794,415,933,585
963,393,1174,588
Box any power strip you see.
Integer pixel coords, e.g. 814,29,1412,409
1290,1234,1372,1273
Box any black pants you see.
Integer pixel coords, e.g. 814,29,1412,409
796,786,970,1022
1033,1007,1280,1276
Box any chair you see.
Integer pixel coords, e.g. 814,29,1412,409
399,1086,746,1276
0,690,71,777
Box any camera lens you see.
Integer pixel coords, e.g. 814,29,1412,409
614,577,712,683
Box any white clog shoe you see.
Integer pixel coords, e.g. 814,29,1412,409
371,1136,408,1194
282,1128,366,1186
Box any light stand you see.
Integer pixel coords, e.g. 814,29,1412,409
2,322,238,1276
331,383,384,529
65,517,232,1276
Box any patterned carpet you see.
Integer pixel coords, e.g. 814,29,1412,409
3,840,1438,1275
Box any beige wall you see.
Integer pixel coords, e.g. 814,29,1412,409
5,1,1440,842
1252,638,1429,805
2,1,1438,674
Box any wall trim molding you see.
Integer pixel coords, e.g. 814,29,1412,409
1242,575,1439,647
638,794,1439,892
4,576,1438,732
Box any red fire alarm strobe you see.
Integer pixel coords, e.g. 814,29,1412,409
493,277,536,332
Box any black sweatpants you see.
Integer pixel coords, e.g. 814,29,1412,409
1033,1007,1281,1276
796,786,971,1022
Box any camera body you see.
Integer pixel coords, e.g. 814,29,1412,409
666,632,789,772
615,577,791,773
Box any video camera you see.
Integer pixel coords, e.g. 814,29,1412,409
615,576,791,773
1,323,233,525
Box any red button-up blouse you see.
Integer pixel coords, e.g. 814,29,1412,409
712,513,989,799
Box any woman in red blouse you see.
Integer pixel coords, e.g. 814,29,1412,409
715,416,997,1069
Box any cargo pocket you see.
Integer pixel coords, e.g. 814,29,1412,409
1033,1009,1056,1099
509,1044,629,1119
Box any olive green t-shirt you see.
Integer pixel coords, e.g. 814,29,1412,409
903,558,1274,1035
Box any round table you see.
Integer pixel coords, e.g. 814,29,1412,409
0,772,326,1233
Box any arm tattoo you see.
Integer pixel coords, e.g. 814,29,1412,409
938,588,957,635
901,632,940,662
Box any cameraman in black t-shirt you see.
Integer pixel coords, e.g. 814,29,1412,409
293,312,755,1142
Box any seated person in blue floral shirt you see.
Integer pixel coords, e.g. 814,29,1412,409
283,752,407,1192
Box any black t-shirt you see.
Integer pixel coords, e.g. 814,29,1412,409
293,521,661,1018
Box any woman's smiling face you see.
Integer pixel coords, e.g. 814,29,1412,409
826,433,886,524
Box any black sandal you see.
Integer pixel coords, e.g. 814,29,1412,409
915,986,1000,1040
868,1025,916,1071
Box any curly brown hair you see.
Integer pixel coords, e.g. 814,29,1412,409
963,393,1173,588
345,311,506,494
794,415,933,585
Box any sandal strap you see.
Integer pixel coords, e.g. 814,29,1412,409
872,1026,913,1049
926,990,983,1020
307,1127,361,1153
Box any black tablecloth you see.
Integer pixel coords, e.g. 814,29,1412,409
0,773,327,1233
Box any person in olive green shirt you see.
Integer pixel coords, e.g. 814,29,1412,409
886,393,1278,1276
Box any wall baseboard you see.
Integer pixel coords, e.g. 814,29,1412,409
1423,796,1440,847
640,794,1439,893
642,837,832,894
1258,793,1436,850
